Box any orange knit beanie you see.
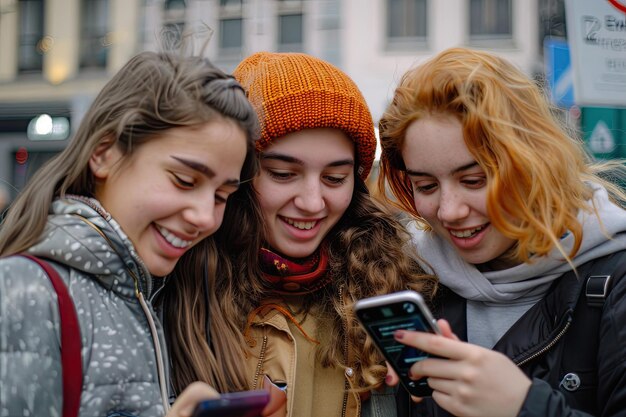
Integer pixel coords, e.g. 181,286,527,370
233,52,376,180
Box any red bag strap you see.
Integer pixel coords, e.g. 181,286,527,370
20,254,83,417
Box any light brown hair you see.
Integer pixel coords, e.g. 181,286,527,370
0,50,260,393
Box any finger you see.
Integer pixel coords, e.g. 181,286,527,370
436,319,459,341
167,382,220,417
394,330,469,360
410,394,424,403
430,389,459,416
261,376,287,417
423,376,456,396
409,357,466,381
385,362,400,386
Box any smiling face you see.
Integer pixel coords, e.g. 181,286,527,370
91,118,247,277
401,114,516,266
254,128,355,258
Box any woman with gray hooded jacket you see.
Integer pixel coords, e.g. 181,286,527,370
0,50,259,417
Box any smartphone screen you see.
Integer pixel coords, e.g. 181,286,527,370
191,390,270,417
354,290,440,397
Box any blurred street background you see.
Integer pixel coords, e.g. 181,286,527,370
1,0,625,212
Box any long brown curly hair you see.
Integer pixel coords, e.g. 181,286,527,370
218,177,438,391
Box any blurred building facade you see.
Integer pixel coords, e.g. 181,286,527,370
0,0,566,202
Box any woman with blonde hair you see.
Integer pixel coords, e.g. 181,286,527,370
378,47,626,417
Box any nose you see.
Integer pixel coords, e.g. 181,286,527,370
293,178,326,213
183,194,218,233
437,188,469,223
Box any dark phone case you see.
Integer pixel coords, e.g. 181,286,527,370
354,291,439,397
191,390,270,417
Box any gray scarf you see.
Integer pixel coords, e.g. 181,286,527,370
408,183,626,305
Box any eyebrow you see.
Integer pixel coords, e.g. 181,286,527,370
261,152,355,168
171,156,240,187
406,161,479,177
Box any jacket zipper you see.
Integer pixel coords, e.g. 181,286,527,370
514,320,572,367
76,214,169,411
137,290,170,412
252,334,269,389
340,286,349,417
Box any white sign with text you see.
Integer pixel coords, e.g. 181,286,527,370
565,0,626,107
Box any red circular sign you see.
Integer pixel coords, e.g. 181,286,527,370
608,0,626,14
15,147,28,165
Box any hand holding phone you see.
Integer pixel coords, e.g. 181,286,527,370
191,389,270,417
354,290,441,397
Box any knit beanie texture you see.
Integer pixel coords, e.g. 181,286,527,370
233,52,376,179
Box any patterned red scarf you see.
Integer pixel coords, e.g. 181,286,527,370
259,245,331,294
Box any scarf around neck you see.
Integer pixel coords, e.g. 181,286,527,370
259,245,331,295
407,183,626,305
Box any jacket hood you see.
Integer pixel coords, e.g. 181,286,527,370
27,196,153,299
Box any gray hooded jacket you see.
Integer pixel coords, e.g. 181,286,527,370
0,197,170,417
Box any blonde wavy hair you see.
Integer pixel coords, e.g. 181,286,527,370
378,47,626,263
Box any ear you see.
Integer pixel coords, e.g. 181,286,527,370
89,136,121,179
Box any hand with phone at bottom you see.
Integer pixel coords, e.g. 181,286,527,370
385,319,531,417
165,377,286,417
188,376,286,417
166,381,220,417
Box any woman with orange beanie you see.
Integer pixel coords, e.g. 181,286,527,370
207,52,437,417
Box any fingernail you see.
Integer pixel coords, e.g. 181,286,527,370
394,330,406,340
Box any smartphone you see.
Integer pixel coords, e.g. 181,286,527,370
191,389,270,417
354,290,441,397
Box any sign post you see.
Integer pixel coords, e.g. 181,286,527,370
544,38,574,108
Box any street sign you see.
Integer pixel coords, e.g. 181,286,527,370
544,38,574,108
608,0,626,13
581,107,626,159
588,120,615,154
565,0,626,107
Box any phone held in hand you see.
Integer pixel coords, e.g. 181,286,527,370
354,290,441,397
191,389,270,417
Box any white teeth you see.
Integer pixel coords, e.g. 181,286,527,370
284,218,316,230
157,226,192,248
450,226,485,238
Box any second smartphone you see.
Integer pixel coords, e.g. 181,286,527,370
191,390,270,417
354,290,441,397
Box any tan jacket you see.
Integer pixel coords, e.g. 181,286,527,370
245,305,362,417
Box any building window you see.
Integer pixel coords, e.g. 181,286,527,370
469,0,512,43
277,0,303,52
539,0,566,54
386,0,427,50
80,0,110,69
219,0,243,57
18,0,45,73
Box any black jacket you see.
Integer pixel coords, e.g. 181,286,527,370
397,254,626,417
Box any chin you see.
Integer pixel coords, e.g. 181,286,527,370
278,246,317,259
146,262,176,278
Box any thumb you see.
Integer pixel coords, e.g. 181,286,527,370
167,382,220,417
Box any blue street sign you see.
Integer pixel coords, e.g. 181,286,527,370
544,38,575,108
